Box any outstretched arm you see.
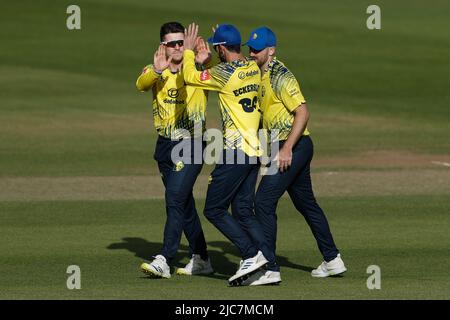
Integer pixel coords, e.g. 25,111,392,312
182,23,224,91
136,45,172,91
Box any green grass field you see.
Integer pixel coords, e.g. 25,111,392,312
1,0,449,299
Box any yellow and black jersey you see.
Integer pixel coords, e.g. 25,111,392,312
259,58,308,142
182,49,262,157
136,65,207,139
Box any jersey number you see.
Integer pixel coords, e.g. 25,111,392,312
238,97,257,113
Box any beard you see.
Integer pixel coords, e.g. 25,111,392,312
256,58,265,68
218,50,226,63
171,56,183,64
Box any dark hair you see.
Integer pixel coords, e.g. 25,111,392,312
223,44,241,53
160,22,185,42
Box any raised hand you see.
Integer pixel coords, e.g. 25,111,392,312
195,36,211,65
153,44,172,73
184,23,199,51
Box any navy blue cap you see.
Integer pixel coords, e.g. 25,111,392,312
244,27,277,50
207,24,241,46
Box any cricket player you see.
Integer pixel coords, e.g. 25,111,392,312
183,23,275,286
137,22,213,279
244,27,347,284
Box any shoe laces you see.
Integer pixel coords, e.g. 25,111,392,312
152,255,167,268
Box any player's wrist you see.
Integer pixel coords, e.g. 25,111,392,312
201,54,212,65
282,142,293,151
152,65,163,74
184,40,195,51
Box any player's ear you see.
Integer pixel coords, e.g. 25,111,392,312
269,47,276,56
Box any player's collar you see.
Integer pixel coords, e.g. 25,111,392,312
231,60,247,67
268,57,277,70
168,62,182,74
161,68,181,78
263,57,277,73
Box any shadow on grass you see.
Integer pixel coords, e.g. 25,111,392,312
107,237,232,280
207,241,315,273
108,237,315,279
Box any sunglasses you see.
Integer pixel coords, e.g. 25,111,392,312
161,40,184,48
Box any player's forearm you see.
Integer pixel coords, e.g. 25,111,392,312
136,66,159,91
182,50,199,85
283,104,309,149
182,50,221,91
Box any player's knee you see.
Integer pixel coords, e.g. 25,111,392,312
254,193,275,216
165,188,188,206
294,200,323,218
203,206,224,221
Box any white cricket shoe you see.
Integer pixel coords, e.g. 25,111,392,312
176,254,214,275
140,255,171,279
311,254,347,278
242,270,282,286
228,251,268,283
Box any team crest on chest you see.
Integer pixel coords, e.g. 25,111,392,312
168,88,179,98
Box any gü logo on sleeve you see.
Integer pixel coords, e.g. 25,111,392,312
200,70,210,81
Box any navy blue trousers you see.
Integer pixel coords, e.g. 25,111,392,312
154,136,208,263
255,136,339,271
203,149,275,265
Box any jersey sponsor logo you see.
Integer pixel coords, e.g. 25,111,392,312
163,98,185,105
168,88,179,98
200,70,210,81
289,88,300,96
238,70,259,80
233,84,260,97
